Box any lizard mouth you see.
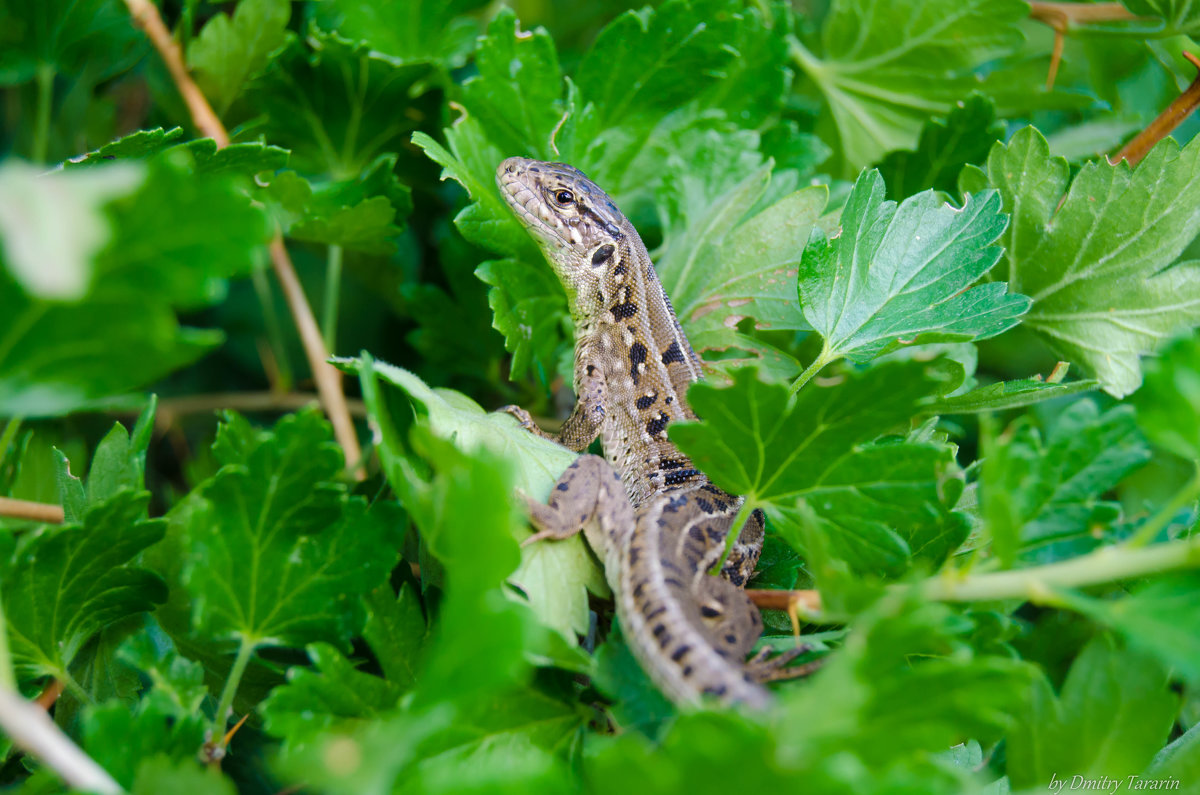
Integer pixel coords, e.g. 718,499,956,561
496,158,570,248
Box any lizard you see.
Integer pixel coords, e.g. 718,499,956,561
496,156,815,709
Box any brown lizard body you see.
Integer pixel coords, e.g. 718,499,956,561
497,157,809,708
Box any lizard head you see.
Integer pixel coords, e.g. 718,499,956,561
497,157,627,286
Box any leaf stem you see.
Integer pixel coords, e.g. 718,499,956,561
921,534,1200,602
1123,459,1200,549
708,499,756,576
31,63,55,164
323,245,343,353
212,636,256,744
788,344,833,397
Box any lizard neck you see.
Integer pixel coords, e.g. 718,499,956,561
582,230,708,504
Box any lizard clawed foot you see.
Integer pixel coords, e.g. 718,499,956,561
500,404,556,440
744,644,825,684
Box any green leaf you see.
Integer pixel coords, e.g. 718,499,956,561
259,642,406,746
66,129,290,177
3,491,167,679
793,0,1028,171
1131,332,1200,459
798,169,1029,365
1064,574,1200,687
1121,0,1200,36
674,186,827,337
458,9,564,160
671,363,966,577
247,32,430,175
475,258,571,385
346,356,607,642
0,0,144,85
877,95,1005,201
178,410,403,650
86,397,157,508
980,401,1150,567
264,154,412,253
0,160,143,300
314,0,488,69
82,685,208,789
363,583,428,690
0,154,267,417
976,127,1200,397
188,0,291,113
923,375,1099,415
1006,635,1179,787
130,757,236,795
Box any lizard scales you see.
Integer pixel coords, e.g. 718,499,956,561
497,156,805,708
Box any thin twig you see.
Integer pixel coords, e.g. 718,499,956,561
1028,2,1141,90
119,0,365,479
1113,51,1200,167
154,392,367,421
1028,2,1139,26
0,497,65,524
121,0,227,146
0,687,123,795
270,238,365,477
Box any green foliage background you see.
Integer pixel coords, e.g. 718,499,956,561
1,0,1200,792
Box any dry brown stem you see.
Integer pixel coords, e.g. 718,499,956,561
120,0,364,478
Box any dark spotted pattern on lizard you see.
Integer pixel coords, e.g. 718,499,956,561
496,156,813,708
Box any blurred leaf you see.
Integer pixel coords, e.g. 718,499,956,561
188,0,291,113
1132,332,1200,459
363,583,428,690
0,160,142,299
794,0,1028,170
878,95,1004,201
130,757,236,795
968,126,1200,397
260,642,406,746
980,401,1150,567
0,0,144,85
1065,574,1200,687
1121,0,1200,36
314,0,489,69
345,356,607,641
798,169,1029,365
0,155,267,417
1007,635,1178,787
178,410,403,650
671,363,967,577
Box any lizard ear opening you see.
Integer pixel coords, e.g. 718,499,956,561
592,244,615,266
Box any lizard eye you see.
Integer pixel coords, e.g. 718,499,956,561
553,189,575,206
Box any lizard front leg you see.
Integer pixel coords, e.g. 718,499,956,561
502,359,606,452
520,455,633,579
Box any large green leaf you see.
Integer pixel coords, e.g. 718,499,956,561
1006,635,1179,787
0,0,144,85
964,127,1200,397
798,169,1029,367
671,363,967,577
314,0,489,69
177,410,403,650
